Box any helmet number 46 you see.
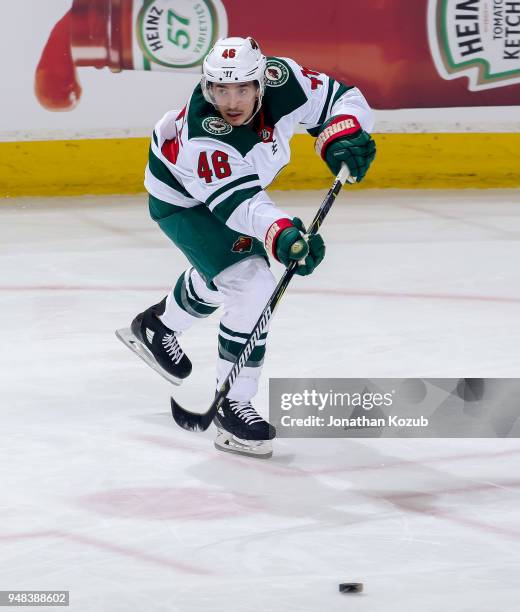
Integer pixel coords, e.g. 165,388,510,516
197,151,232,183
222,48,236,59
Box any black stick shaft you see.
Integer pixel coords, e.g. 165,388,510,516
219,166,349,397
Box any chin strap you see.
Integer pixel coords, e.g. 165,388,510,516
244,96,263,124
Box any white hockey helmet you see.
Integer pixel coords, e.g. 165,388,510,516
201,36,266,106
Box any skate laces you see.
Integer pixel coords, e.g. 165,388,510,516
162,333,184,364
229,400,264,424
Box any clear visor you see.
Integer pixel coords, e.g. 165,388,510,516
208,82,259,108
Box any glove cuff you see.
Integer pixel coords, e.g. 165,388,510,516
315,115,361,159
265,218,294,261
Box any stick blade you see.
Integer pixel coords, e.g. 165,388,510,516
170,397,213,432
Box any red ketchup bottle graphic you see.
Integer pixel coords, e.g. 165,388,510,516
35,0,520,111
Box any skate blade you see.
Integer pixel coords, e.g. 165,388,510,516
214,431,273,459
115,327,182,387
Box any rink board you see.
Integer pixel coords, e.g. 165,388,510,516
1,133,520,196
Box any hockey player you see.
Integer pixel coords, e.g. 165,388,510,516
118,37,375,458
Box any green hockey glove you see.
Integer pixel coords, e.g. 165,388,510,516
315,115,376,181
265,217,325,276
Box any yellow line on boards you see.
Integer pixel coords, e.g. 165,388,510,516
1,133,520,197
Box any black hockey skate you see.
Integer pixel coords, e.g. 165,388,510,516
214,398,276,459
116,297,192,386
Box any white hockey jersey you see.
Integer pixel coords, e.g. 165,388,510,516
145,57,374,243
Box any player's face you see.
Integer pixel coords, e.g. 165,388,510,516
211,82,258,126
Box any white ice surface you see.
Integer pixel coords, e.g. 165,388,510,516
1,189,519,611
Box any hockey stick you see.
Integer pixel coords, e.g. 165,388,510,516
171,163,355,432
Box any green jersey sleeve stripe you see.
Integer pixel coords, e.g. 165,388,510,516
306,80,356,137
205,174,260,207
152,130,158,147
148,146,193,199
316,78,335,128
331,82,355,108
145,166,200,209
211,186,263,224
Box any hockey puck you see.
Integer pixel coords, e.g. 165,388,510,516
339,582,363,594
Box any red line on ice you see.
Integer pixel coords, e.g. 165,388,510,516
305,448,520,475
0,530,212,574
1,285,519,304
379,479,520,540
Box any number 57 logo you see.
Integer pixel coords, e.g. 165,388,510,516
138,1,221,69
168,9,190,50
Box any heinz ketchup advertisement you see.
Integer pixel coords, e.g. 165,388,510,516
35,0,520,112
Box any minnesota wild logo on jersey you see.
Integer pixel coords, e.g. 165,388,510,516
265,59,290,87
232,236,253,253
202,116,233,136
